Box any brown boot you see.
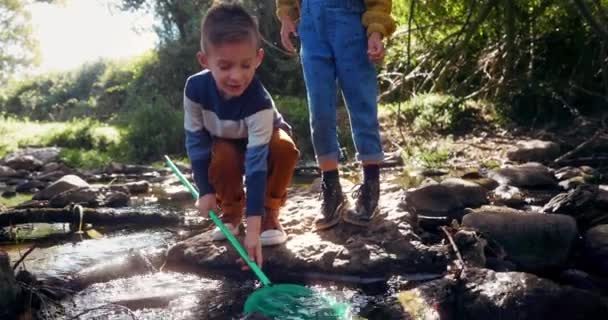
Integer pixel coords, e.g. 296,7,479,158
260,207,287,246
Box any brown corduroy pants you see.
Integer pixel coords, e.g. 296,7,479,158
208,129,299,227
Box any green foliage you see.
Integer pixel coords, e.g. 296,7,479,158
274,96,355,160
0,0,41,85
386,94,479,135
47,118,122,151
122,96,184,161
58,148,113,170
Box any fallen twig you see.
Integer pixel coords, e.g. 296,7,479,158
441,226,466,276
554,126,607,164
13,245,37,271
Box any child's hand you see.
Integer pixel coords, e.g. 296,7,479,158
280,16,298,54
237,216,263,271
196,193,217,218
367,32,385,64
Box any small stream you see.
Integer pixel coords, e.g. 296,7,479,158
2,202,401,319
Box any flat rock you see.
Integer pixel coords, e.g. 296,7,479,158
583,224,608,276
33,174,90,200
3,154,43,171
462,211,577,271
457,268,608,320
488,162,558,188
3,147,61,165
507,139,560,163
165,183,448,278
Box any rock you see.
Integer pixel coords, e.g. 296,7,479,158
0,250,17,319
33,174,89,200
453,229,487,268
403,182,463,223
102,191,130,208
558,176,586,190
3,154,43,171
113,181,150,194
403,178,489,228
396,277,455,319
462,211,577,271
506,139,560,163
594,185,608,209
15,180,47,193
488,162,558,188
458,268,608,320
36,170,72,182
159,184,194,203
554,166,598,182
583,224,608,276
440,178,489,207
165,184,448,277
49,187,101,208
489,185,525,207
3,147,61,165
0,165,18,178
543,184,607,231
2,189,16,198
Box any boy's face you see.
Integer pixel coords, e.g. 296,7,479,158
197,40,264,99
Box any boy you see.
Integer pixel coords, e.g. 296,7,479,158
184,2,299,268
276,0,396,229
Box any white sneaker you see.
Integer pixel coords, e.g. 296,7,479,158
211,223,239,241
260,228,287,246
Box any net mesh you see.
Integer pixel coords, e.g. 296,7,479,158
243,284,350,319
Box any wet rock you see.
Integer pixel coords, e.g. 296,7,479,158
0,250,18,319
102,191,130,208
458,268,608,320
462,211,577,271
594,185,608,209
49,187,102,208
543,184,608,231
0,165,18,178
106,162,157,175
2,188,16,198
113,181,150,194
583,224,608,276
489,184,525,207
506,139,560,163
4,147,61,165
396,277,456,319
488,162,558,188
3,154,43,171
15,179,48,193
72,250,156,290
165,184,448,277
159,184,193,203
34,174,90,200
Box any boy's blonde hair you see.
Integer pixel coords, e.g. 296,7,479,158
200,1,261,53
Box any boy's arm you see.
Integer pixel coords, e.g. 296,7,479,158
244,109,274,217
184,85,214,196
276,0,299,20
362,0,396,38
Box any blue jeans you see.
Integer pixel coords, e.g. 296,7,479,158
299,0,383,163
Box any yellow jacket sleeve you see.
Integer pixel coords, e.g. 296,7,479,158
276,0,300,21
362,0,396,38
276,0,396,38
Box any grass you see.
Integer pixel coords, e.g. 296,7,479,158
0,115,125,170
0,194,32,208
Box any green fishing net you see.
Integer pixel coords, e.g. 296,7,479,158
244,284,350,319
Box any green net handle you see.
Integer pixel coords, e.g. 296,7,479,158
164,155,272,286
